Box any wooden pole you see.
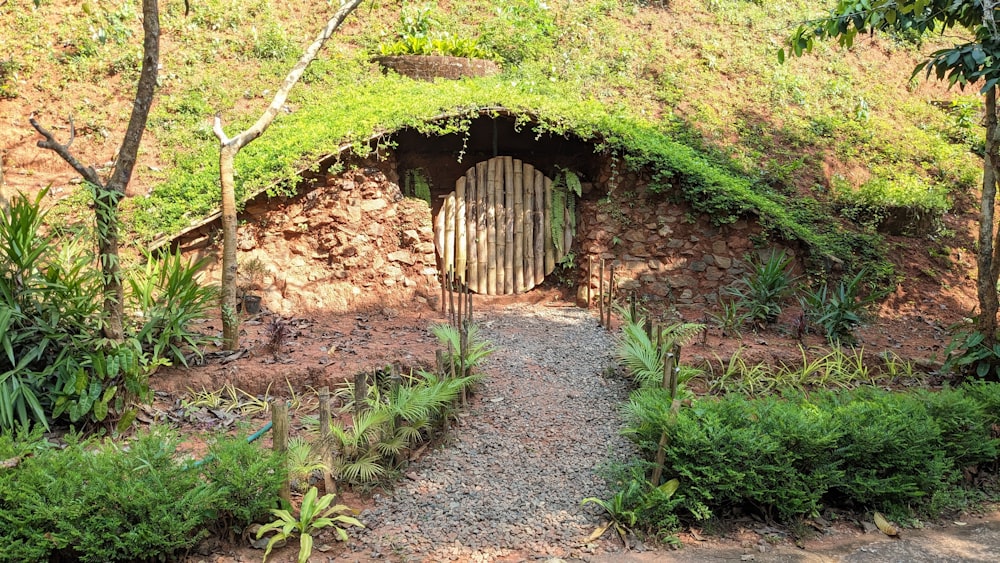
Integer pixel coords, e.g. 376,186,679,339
544,176,554,276
318,387,336,494
523,163,535,291
513,160,524,293
486,157,498,295
272,400,290,503
587,255,593,308
455,177,467,285
533,170,544,286
604,262,615,330
448,269,456,326
650,352,679,487
503,157,515,294
598,259,605,327
353,371,368,417
476,161,488,294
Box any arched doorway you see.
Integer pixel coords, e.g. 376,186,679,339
434,156,574,295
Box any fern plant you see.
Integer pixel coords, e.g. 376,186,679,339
614,309,704,388
430,322,494,375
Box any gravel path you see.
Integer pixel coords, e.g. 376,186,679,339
349,303,636,561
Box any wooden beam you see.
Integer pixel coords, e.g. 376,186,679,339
466,166,478,293
503,156,515,294
513,159,524,293
533,169,544,286
476,161,488,295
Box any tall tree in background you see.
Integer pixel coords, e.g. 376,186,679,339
214,0,365,350
786,2,1000,347
30,0,160,342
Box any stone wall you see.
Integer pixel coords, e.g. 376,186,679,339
575,164,800,314
374,55,500,81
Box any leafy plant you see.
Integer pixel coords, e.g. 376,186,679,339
201,432,287,533
724,250,795,326
256,486,363,563
943,329,1000,380
708,297,750,338
128,249,218,367
799,269,876,344
430,322,495,376
286,436,329,491
582,473,682,547
614,314,704,388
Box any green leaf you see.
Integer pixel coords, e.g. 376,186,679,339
297,533,313,563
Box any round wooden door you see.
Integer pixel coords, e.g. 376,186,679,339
434,157,574,294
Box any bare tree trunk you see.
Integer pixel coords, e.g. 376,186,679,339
219,144,240,348
978,87,1000,347
214,0,364,350
30,0,159,342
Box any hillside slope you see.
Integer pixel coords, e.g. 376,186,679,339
0,0,985,320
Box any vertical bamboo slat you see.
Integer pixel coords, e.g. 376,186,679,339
476,161,488,294
513,160,524,293
523,164,535,291
443,193,455,279
466,167,478,292
494,158,506,295
434,195,445,270
543,176,554,276
503,157,515,294
455,177,467,285
486,158,498,295
533,170,544,286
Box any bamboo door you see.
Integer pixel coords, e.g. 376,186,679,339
434,157,572,295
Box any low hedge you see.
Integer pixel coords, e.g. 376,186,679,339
623,384,1000,523
0,427,286,563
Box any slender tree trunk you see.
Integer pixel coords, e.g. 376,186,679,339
220,144,239,349
213,0,364,350
978,87,1000,346
30,0,159,342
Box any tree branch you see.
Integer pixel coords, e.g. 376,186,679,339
29,116,103,187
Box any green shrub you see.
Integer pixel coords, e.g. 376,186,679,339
620,386,1000,527
202,432,288,533
0,429,222,563
0,427,285,563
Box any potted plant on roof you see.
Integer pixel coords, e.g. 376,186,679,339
374,3,500,81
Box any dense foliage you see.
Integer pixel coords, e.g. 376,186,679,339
0,191,216,432
622,384,1000,527
0,427,286,563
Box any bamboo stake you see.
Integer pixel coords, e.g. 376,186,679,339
318,387,335,494
513,160,524,293
544,176,554,276
604,262,615,330
271,400,290,503
650,353,679,487
466,167,478,293
486,157,498,295
476,161,488,294
587,255,593,307
455,177,467,285
503,156,515,294
523,163,535,291
533,170,544,286
440,269,447,318
598,259,605,327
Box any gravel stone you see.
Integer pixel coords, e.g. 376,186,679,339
352,303,636,560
